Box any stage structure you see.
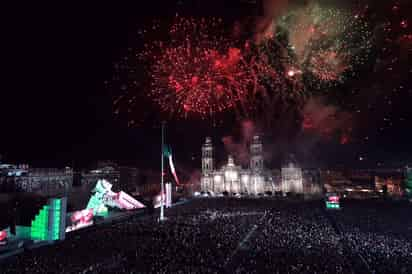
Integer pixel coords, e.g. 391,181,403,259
86,179,145,216
30,197,67,241
4,198,68,242
65,209,94,232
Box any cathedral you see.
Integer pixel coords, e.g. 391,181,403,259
200,135,314,196
200,135,275,195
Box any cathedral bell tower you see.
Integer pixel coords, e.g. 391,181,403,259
202,137,214,175
250,135,263,172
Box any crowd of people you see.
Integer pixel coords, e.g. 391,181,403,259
332,200,412,274
235,202,354,274
1,198,412,273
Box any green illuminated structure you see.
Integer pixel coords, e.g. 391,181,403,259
30,198,67,241
86,192,108,217
326,201,340,209
85,179,145,217
86,185,109,217
31,205,49,240
405,168,412,198
86,180,120,217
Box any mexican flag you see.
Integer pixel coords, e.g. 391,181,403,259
163,145,180,185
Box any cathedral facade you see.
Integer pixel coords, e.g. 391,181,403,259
281,163,304,194
200,136,274,195
199,136,319,196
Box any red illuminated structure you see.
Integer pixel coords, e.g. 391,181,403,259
66,209,94,232
0,230,7,244
71,209,93,224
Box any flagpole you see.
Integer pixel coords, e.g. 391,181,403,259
160,121,165,221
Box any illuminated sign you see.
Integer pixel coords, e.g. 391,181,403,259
328,196,339,203
326,201,340,209
325,194,340,209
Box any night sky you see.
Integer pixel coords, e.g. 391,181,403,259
2,1,412,170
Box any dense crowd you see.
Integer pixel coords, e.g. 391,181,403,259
1,198,412,273
235,203,354,274
332,200,412,274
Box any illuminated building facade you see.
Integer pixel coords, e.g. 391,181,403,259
321,169,378,198
375,176,403,196
82,162,120,189
281,163,303,194
0,165,73,195
20,168,73,195
200,136,273,195
303,169,323,195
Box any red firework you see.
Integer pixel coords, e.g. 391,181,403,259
142,17,275,118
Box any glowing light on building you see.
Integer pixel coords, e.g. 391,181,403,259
281,163,303,194
225,170,238,181
242,175,249,183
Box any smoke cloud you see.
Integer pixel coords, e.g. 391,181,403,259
222,119,259,166
253,0,290,44
302,97,353,142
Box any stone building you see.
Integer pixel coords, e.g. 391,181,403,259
200,136,274,195
281,163,303,194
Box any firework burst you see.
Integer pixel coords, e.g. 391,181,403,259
271,4,373,88
140,17,277,119
111,4,374,128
